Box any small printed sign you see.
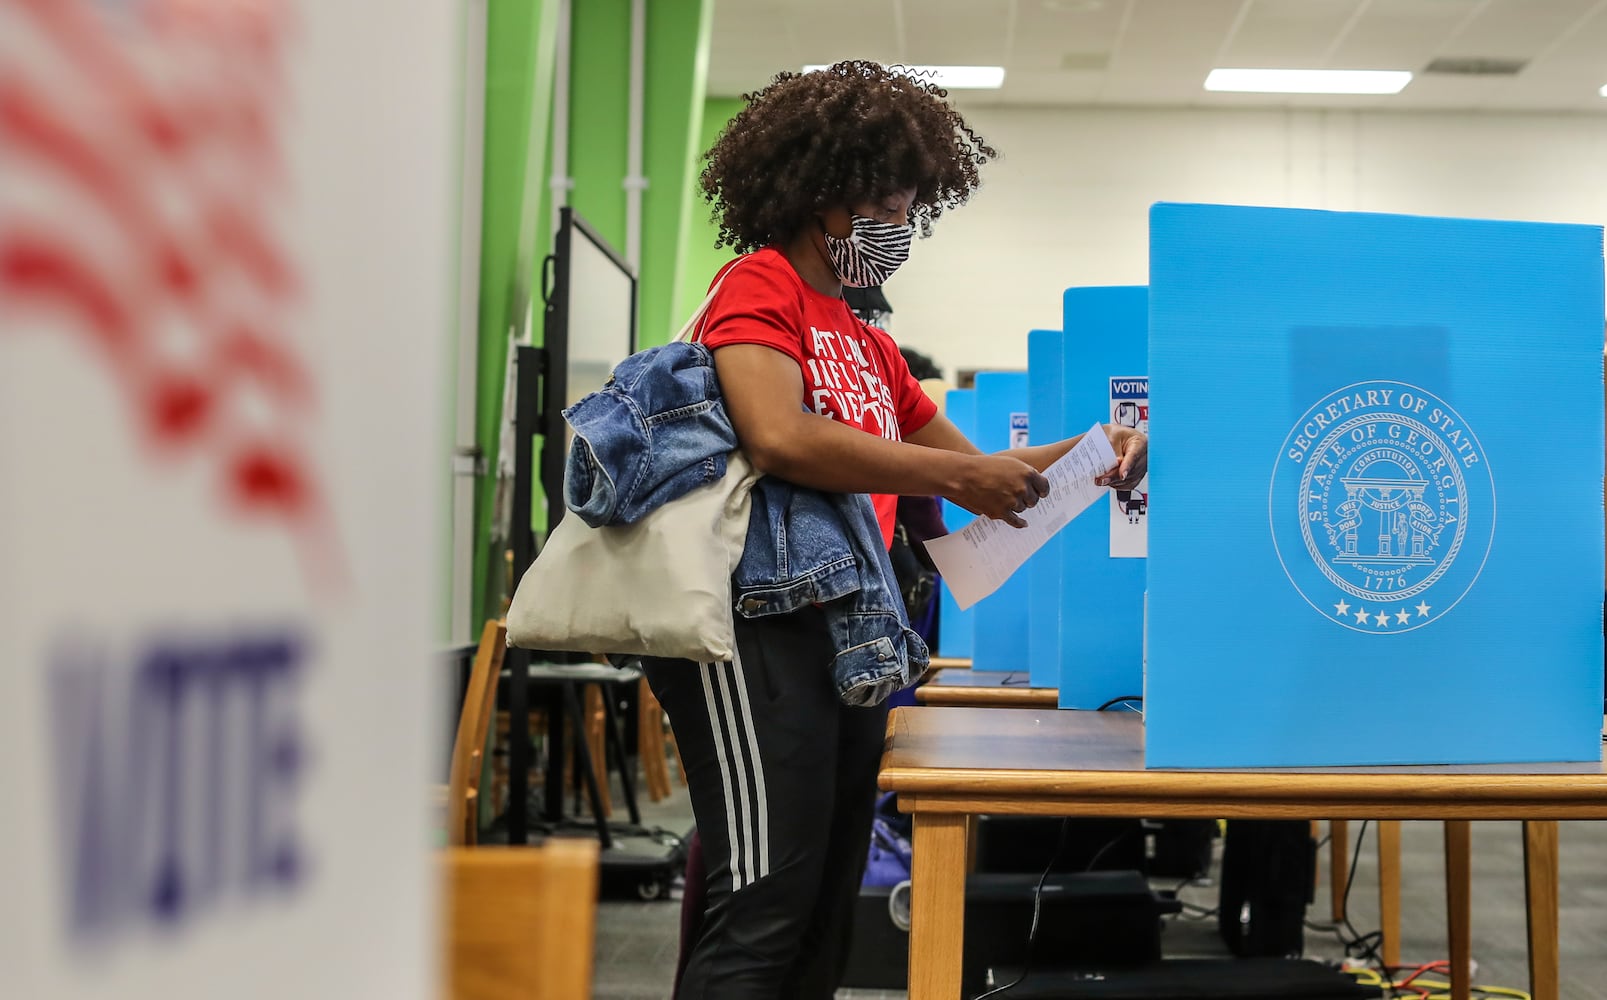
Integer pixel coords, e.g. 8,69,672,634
1108,377,1148,558
1009,411,1030,449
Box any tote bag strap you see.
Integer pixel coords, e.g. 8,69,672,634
675,256,749,345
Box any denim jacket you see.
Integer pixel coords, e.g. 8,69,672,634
563,341,928,706
563,342,736,528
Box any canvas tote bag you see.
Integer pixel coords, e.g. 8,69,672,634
505,269,758,661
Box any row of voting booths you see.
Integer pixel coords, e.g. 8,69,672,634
936,203,1605,769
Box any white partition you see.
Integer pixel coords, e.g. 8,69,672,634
0,2,456,996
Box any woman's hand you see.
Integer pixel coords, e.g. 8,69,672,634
1097,423,1147,490
949,454,1051,528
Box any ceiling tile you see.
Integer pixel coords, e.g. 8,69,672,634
1218,0,1366,68
1009,0,1129,72
900,0,1015,66
1326,0,1475,70
1108,0,1246,68
1440,0,1603,61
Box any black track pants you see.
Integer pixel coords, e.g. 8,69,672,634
642,607,890,999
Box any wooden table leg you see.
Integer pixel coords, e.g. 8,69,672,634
909,812,968,1000
1378,820,1402,968
1330,819,1349,923
1524,820,1560,1000
1444,820,1471,1000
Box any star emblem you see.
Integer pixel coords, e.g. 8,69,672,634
1395,609,1411,625
1354,607,1370,625
1415,600,1431,618
1374,612,1390,627
1334,598,1351,617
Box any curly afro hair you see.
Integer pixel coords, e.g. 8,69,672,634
700,60,996,253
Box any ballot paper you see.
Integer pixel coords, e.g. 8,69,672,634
927,423,1118,610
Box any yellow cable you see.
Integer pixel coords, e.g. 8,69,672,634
1406,976,1530,1000
1342,961,1531,1000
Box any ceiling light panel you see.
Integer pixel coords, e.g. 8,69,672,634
801,64,1007,89
1205,68,1413,95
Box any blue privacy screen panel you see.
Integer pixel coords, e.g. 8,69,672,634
937,388,977,659
1058,287,1149,710
1028,330,1066,688
972,372,1033,672
1147,202,1604,768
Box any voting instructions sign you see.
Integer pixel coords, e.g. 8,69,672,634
1,3,456,996
1108,376,1149,558
1010,411,1030,449
1147,203,1604,768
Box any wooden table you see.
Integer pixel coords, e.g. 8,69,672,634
915,669,1058,708
880,706,1607,1000
911,679,1410,961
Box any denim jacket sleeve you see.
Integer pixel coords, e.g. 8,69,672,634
561,342,738,527
734,479,929,707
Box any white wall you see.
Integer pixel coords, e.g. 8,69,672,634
888,106,1607,376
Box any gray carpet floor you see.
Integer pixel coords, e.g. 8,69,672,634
591,776,1607,999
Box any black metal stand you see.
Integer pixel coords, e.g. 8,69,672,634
504,344,545,845
518,664,644,851
561,680,613,849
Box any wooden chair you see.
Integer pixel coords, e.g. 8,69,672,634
441,842,599,1000
445,620,507,847
580,684,613,816
638,678,670,802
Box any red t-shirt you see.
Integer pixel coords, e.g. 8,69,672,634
697,247,937,547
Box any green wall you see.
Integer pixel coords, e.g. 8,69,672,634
567,0,631,249
469,0,714,622
639,0,715,346
675,96,744,325
470,0,562,623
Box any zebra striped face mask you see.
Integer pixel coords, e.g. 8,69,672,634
823,214,914,288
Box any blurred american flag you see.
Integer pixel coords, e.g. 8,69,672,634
1,0,344,587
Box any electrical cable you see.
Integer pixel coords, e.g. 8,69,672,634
1394,961,1449,990
970,824,1133,999
1334,819,1388,969
1389,974,1531,1000
1336,911,1533,1000
1161,875,1218,921
1095,694,1143,711
1411,980,1531,1000
1387,961,1448,1000
1173,900,1219,921
970,818,1073,999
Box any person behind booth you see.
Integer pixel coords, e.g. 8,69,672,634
641,60,1147,998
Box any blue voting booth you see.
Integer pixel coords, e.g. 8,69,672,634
1147,203,1605,768
937,388,976,659
972,372,1033,672
1058,287,1149,709
1027,330,1066,688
